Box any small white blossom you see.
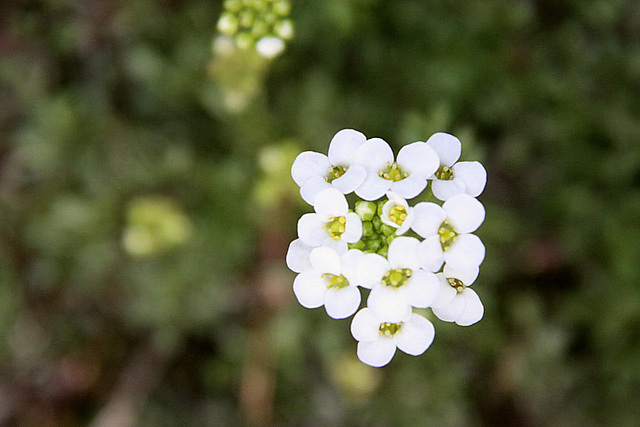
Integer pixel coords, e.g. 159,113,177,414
291,129,368,205
256,36,285,58
350,308,435,367
293,247,364,319
431,264,484,326
353,138,439,201
412,193,486,272
297,188,363,253
426,133,487,201
380,191,415,235
357,236,439,322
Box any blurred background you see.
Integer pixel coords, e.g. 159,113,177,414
1,0,640,425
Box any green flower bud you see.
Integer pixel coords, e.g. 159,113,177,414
362,221,374,237
355,200,377,221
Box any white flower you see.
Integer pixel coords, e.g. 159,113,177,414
256,36,286,58
297,188,363,253
285,238,315,273
357,236,439,323
431,264,484,326
293,247,364,319
380,191,415,235
291,129,368,204
350,308,435,367
412,193,486,272
426,133,487,201
353,138,439,201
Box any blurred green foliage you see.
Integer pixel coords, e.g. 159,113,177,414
1,0,640,425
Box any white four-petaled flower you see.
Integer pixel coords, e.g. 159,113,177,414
293,247,364,319
412,193,486,272
350,308,435,367
297,188,363,253
426,132,487,201
380,191,415,235
430,264,485,326
353,138,439,201
291,129,368,205
357,237,439,323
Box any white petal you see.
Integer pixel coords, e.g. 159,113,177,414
387,236,423,270
313,187,348,216
353,137,394,171
293,272,327,308
395,313,435,356
328,129,367,165
411,202,446,238
320,237,348,254
357,253,389,288
430,275,458,309
425,133,461,166
325,286,361,319
310,246,341,275
297,214,326,247
453,161,487,197
368,286,412,323
456,288,484,326
431,178,466,201
444,234,486,270
443,194,485,234
357,338,397,367
420,236,444,272
342,212,363,243
355,173,392,201
332,164,367,194
300,176,331,205
403,269,440,308
432,293,466,322
340,249,365,285
443,264,479,286
285,239,312,273
390,175,428,200
351,308,381,342
291,151,330,186
396,142,439,178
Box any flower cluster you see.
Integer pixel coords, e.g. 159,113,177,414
216,0,294,59
287,129,487,367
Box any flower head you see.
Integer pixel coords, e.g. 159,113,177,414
426,133,487,201
291,129,368,204
353,139,439,201
293,247,364,319
350,308,435,367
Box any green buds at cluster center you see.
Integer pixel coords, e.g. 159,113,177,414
438,220,458,251
379,322,402,337
379,162,409,182
322,273,350,290
447,277,465,293
435,165,454,180
323,216,346,240
326,165,347,183
382,268,412,288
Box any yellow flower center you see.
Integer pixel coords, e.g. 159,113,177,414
379,322,403,337
323,216,346,240
382,268,412,288
435,165,454,180
438,220,458,251
322,273,350,290
378,162,408,182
